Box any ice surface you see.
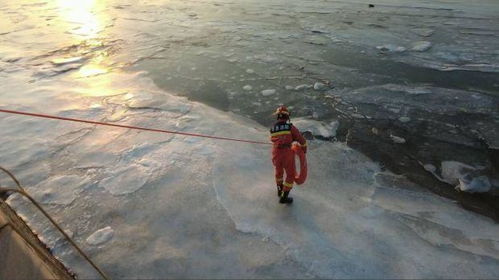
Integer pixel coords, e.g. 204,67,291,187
2,71,499,279
0,0,498,278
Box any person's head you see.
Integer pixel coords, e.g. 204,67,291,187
274,106,290,121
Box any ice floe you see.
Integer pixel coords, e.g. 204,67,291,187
242,85,252,91
376,44,406,53
411,41,432,52
441,161,476,186
292,118,338,138
261,89,276,96
313,82,327,91
294,84,312,91
457,175,491,193
390,134,406,144
86,226,114,246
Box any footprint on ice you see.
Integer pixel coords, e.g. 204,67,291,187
86,226,114,246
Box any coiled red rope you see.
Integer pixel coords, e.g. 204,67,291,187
0,109,271,145
292,143,308,185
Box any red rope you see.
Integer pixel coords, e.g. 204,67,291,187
0,109,271,145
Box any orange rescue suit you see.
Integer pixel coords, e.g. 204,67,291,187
270,121,307,191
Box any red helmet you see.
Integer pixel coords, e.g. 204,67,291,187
274,106,290,119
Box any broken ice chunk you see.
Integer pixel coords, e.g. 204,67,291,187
86,226,114,246
243,85,252,91
376,44,406,53
313,82,327,91
441,161,475,186
292,118,338,138
412,28,435,37
399,117,411,123
295,84,312,91
390,134,406,144
261,89,276,96
457,175,491,193
411,41,432,52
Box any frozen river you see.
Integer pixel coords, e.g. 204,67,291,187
1,0,499,278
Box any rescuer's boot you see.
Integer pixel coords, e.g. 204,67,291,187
277,184,283,197
279,190,293,204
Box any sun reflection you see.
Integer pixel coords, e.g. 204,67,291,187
57,0,101,38
79,64,108,77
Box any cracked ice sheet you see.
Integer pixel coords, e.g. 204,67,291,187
2,74,499,278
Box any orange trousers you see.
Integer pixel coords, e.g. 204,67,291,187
272,147,295,191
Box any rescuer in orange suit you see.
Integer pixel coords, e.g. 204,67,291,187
270,106,307,204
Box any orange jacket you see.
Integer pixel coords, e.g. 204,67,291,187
270,121,307,152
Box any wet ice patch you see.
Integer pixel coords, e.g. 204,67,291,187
86,226,114,246
292,118,338,138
